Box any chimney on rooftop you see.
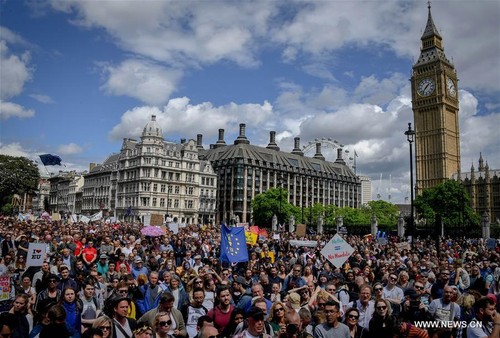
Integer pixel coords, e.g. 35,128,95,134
313,142,325,161
291,137,304,156
196,134,203,149
335,148,346,164
234,123,250,145
214,129,227,148
266,131,280,151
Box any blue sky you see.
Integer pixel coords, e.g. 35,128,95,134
1,0,499,204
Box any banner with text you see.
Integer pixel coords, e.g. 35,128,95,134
320,234,355,268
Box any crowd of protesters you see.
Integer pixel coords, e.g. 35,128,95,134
0,214,499,338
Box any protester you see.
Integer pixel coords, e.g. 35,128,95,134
0,215,499,338
313,300,350,338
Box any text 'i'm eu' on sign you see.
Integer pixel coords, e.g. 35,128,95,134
320,234,355,268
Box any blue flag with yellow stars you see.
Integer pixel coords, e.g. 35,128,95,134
220,223,248,263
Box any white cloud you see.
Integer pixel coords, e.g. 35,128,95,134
48,1,499,99
0,101,35,120
0,142,32,158
57,143,83,155
52,1,276,67
100,59,183,105
0,40,32,100
109,97,275,145
30,94,54,104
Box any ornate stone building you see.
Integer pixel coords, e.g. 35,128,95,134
411,4,460,192
199,124,360,224
452,154,500,223
112,115,217,224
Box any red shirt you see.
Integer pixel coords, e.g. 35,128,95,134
82,247,97,264
74,240,83,256
207,305,234,333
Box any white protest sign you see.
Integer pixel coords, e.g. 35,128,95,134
320,234,355,268
169,222,179,234
143,214,151,226
26,243,47,267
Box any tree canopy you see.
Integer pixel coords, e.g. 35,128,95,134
0,155,40,212
251,188,400,229
414,179,479,228
251,188,294,227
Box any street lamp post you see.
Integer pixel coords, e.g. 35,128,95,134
404,123,416,242
166,185,170,221
309,192,313,227
278,173,283,225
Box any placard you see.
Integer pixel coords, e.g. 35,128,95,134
245,231,258,245
169,222,179,234
320,234,355,268
150,213,164,226
143,214,151,226
0,277,10,301
26,243,47,267
296,224,306,237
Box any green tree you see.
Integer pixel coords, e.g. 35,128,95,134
251,188,294,226
365,200,399,227
414,179,479,228
336,207,369,225
0,155,40,212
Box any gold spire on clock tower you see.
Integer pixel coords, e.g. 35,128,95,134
411,2,461,193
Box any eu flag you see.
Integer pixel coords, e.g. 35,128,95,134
220,224,248,263
39,154,62,166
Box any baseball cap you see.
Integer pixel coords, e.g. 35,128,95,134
134,257,143,263
288,292,301,310
100,254,108,259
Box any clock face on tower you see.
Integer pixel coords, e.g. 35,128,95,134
446,77,457,97
417,78,435,96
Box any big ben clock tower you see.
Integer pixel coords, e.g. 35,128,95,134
411,3,460,192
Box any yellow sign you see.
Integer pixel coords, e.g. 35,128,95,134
245,231,258,245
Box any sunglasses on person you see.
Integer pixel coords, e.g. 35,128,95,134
118,289,128,294
347,314,359,320
274,307,284,312
374,287,383,291
159,320,172,327
376,305,387,310
99,326,111,331
414,286,424,290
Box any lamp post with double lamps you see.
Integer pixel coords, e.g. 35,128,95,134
404,123,416,242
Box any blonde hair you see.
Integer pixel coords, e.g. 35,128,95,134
154,312,171,329
268,301,286,323
92,315,114,337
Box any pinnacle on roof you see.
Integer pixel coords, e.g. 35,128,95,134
421,2,442,40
